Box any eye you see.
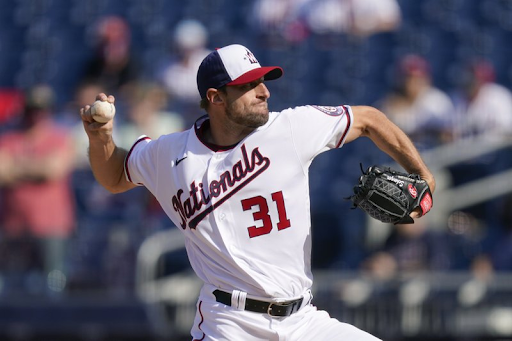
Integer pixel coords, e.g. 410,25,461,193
239,82,256,91
238,79,263,91
250,79,264,88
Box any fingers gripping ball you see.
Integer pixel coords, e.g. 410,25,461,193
348,165,433,224
91,100,116,123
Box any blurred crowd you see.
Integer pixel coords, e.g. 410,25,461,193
1,0,512,300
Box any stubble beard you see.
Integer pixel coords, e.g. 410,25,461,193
225,102,269,129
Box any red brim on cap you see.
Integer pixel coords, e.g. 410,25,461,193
227,66,283,86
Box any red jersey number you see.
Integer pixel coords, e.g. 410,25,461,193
241,191,291,238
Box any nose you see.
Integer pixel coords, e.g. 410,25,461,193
256,82,270,99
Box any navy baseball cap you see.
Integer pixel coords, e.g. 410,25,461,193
197,44,283,99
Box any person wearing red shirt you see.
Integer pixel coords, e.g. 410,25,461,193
0,85,76,294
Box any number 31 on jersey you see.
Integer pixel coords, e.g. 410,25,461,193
241,191,291,238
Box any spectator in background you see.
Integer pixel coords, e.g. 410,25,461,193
84,16,141,102
303,0,401,37
377,54,454,150
116,82,185,149
0,85,76,295
250,0,400,45
158,19,210,127
446,60,512,252
451,58,512,140
250,0,310,45
362,218,451,280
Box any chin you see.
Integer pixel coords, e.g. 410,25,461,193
247,113,268,128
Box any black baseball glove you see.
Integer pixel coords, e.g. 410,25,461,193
348,165,433,224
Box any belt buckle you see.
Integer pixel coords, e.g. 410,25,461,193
267,300,294,317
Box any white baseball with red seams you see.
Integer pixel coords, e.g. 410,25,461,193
125,105,381,340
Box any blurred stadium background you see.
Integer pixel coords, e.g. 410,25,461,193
1,0,512,340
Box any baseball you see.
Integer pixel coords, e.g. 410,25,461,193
90,100,116,123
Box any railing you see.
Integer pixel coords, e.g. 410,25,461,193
136,229,199,338
313,271,512,339
136,259,512,340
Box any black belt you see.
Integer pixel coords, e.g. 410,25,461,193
213,290,303,317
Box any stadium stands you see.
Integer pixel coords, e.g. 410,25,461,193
1,0,512,339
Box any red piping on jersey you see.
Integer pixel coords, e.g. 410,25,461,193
125,136,151,183
335,106,351,148
193,301,206,341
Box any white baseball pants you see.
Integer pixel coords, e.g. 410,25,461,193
190,285,382,341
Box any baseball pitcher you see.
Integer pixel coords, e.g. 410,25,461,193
80,44,435,340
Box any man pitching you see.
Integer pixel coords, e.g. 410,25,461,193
81,44,435,340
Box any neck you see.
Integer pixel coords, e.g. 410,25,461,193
207,116,255,147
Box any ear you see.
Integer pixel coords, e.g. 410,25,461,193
206,88,224,106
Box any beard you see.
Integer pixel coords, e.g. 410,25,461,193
225,101,269,129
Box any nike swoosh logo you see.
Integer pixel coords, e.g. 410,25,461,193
175,156,187,166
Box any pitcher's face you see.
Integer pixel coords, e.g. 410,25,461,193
223,78,271,128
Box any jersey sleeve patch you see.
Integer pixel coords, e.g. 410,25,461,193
311,105,345,116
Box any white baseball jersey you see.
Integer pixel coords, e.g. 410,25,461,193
125,104,353,299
